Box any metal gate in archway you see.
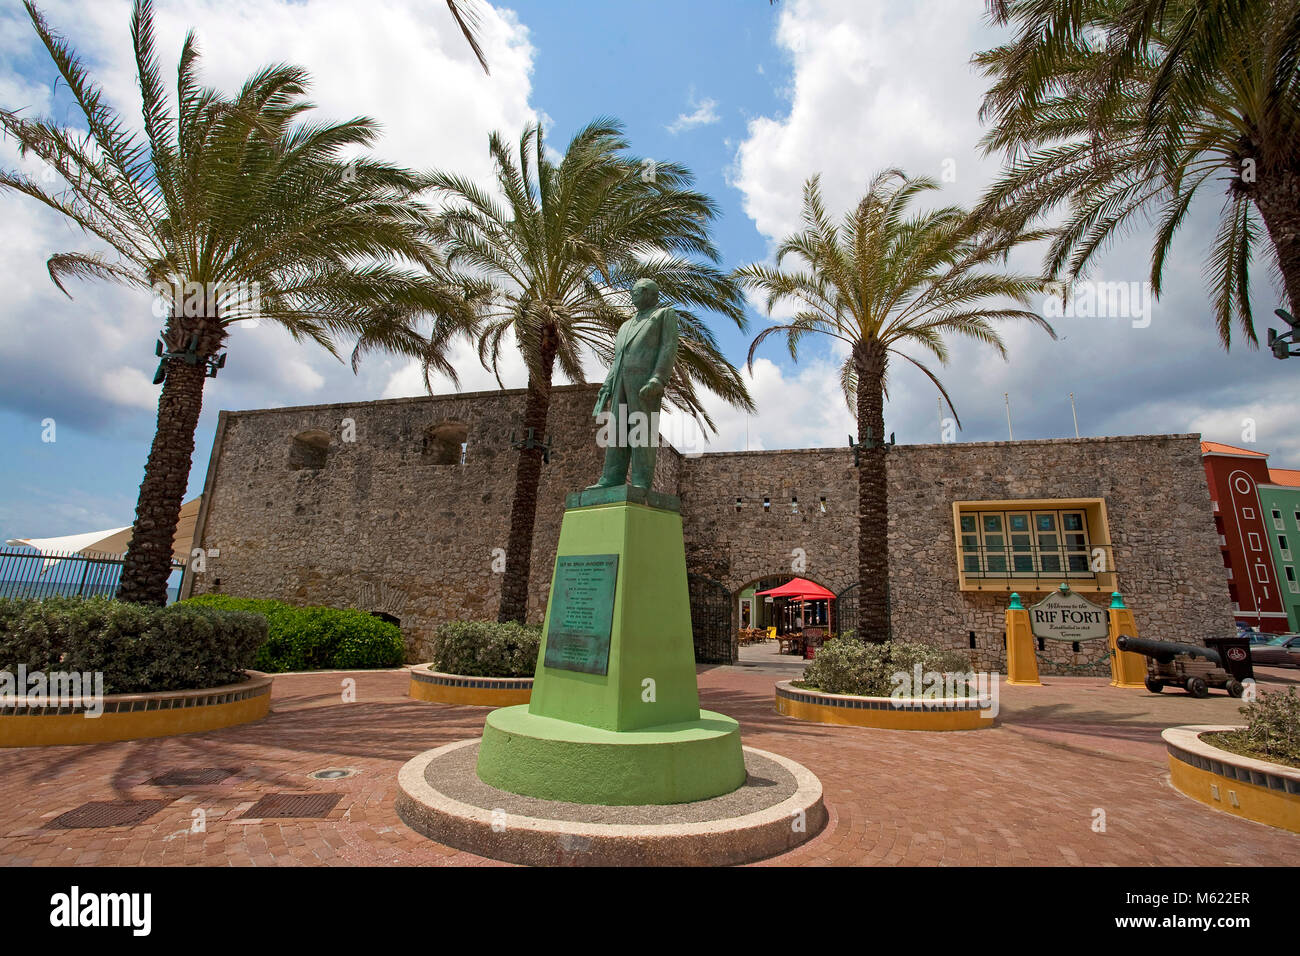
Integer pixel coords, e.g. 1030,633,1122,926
834,581,890,638
834,582,859,637
688,572,735,664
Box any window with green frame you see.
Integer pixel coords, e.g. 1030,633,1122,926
958,508,1093,578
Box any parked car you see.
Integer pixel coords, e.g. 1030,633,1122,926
1248,634,1300,668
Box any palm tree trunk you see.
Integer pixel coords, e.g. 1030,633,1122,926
855,339,891,643
1251,165,1300,319
498,328,558,624
115,354,208,606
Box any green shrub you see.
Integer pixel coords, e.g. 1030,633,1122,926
799,638,976,697
1209,687,1300,768
431,620,541,678
0,596,265,694
183,595,404,672
887,640,977,686
799,638,892,697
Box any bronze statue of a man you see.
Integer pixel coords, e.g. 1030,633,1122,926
588,278,678,490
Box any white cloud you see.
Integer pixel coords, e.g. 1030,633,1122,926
98,366,159,412
731,0,996,243
1189,405,1300,465
378,321,606,399
667,94,720,135
380,332,527,398
279,355,327,394
661,356,855,455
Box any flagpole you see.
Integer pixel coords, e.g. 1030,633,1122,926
1070,392,1080,439
1004,392,1014,441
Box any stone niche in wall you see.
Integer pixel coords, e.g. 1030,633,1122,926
422,420,469,465
288,429,330,470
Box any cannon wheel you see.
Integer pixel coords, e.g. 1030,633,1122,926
1144,676,1164,693
1225,678,1245,698
1185,676,1210,699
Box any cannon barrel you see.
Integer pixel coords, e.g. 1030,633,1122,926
1116,634,1223,666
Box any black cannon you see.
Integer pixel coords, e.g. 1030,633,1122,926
1116,634,1254,698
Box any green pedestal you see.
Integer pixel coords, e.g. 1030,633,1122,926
475,489,746,805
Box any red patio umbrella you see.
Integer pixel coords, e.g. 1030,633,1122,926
754,577,835,601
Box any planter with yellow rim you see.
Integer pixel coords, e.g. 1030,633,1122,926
408,664,532,707
775,679,994,730
0,671,272,748
1163,725,1300,833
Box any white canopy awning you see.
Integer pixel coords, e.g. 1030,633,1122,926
6,497,201,565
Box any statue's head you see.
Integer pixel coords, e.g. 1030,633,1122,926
631,278,659,310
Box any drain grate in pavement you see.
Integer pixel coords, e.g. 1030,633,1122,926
239,792,343,819
149,768,239,786
47,800,171,829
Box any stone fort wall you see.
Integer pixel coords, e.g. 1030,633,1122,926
188,383,1234,671
678,435,1233,673
188,384,680,659
890,435,1232,671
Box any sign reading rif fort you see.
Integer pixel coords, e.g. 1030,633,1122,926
543,554,619,676
1028,587,1109,642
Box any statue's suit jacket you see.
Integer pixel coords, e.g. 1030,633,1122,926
595,305,679,415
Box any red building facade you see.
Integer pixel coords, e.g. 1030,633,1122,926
1201,442,1290,632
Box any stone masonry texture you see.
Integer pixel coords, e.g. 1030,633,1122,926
189,384,1234,673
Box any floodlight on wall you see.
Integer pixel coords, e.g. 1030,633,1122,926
509,428,552,464
152,330,227,384
1268,308,1300,359
849,427,895,466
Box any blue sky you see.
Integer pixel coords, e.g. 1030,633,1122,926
0,0,1296,545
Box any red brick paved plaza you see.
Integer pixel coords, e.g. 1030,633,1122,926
1,665,1297,866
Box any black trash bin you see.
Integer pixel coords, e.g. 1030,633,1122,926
1204,636,1255,681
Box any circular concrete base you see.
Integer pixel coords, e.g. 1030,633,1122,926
476,705,747,805
396,739,826,866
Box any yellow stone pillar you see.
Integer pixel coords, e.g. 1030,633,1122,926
1107,590,1147,688
1005,593,1041,686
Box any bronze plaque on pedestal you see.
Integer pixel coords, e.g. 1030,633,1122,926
543,554,619,675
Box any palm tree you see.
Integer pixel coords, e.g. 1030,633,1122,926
0,0,460,605
975,0,1300,347
425,119,754,624
736,171,1054,642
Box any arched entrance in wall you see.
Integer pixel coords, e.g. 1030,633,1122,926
737,574,838,637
